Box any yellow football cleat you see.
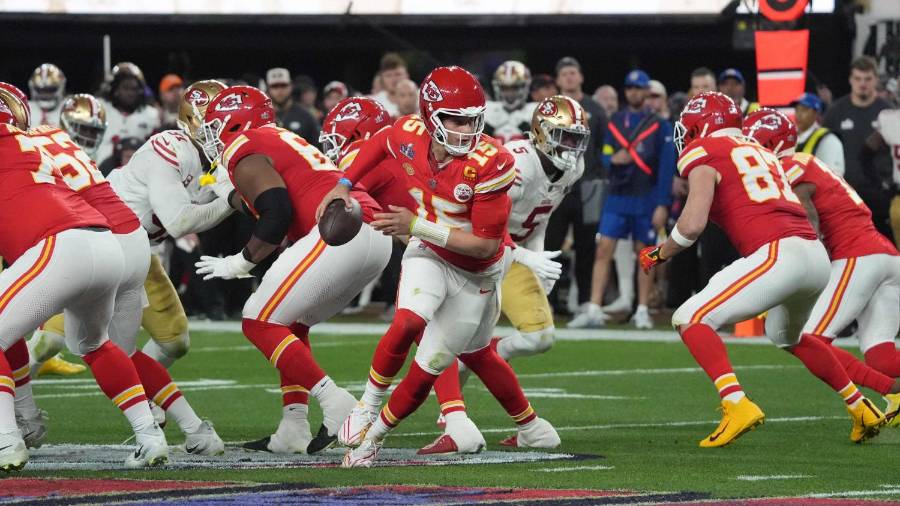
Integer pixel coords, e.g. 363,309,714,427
36,355,87,377
884,393,900,427
848,397,887,443
699,397,765,448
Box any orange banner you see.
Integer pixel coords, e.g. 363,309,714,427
755,30,809,107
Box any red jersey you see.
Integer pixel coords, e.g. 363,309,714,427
783,152,897,260
0,124,108,263
677,132,816,257
338,139,415,211
222,125,379,242
28,126,139,234
345,114,515,272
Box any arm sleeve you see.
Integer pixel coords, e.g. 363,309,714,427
344,126,392,183
654,122,676,207
471,192,512,239
146,162,233,238
818,134,846,177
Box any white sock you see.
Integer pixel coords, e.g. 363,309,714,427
166,397,202,435
365,416,390,442
636,304,649,314
722,391,746,403
443,410,468,428
614,240,636,301
123,402,157,435
13,382,39,420
361,381,386,415
310,376,334,401
0,392,17,433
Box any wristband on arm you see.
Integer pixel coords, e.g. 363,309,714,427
409,216,450,247
670,224,696,248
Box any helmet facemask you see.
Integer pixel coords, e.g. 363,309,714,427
31,85,63,110
537,120,588,171
63,118,106,156
197,116,227,165
493,82,529,110
318,127,347,163
429,108,485,157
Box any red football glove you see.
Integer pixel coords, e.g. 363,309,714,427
639,245,666,273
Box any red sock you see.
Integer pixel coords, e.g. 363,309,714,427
864,342,900,377
5,339,31,389
680,324,743,399
368,309,425,389
380,361,437,428
791,334,854,392
434,360,466,416
459,345,536,426
811,335,895,395
131,351,183,410
243,318,325,391
281,323,310,406
0,351,13,398
83,341,147,411
288,322,310,349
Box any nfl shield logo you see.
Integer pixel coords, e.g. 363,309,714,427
400,143,415,159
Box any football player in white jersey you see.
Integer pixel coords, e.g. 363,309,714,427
106,79,235,368
496,95,591,361
27,63,66,127
96,63,162,165
485,61,538,144
873,108,900,248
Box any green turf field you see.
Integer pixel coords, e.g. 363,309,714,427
20,327,900,500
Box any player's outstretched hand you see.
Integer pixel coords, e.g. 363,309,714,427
638,245,666,273
372,205,414,237
195,253,256,281
513,248,563,281
316,184,352,221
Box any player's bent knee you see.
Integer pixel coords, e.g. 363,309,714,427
414,351,453,376
671,307,693,328
520,326,555,355
153,330,190,359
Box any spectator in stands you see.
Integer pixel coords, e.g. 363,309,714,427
394,79,419,116
371,52,409,117
717,68,759,115
322,80,349,115
98,136,143,176
646,80,670,120
267,67,321,145
293,74,322,121
569,70,674,329
791,92,845,175
824,56,895,241
158,74,184,129
544,57,608,315
593,85,619,118
529,73,558,102
688,67,716,97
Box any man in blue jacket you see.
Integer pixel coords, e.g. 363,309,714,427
569,70,674,329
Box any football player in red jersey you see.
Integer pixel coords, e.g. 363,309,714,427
195,86,392,455
317,66,559,467
640,92,886,447
0,86,168,471
744,108,900,423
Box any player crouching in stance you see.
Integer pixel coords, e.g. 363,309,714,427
195,86,391,454
0,87,167,472
744,108,900,425
317,66,559,468
640,92,885,448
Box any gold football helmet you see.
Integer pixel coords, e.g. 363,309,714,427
0,82,31,129
28,63,66,111
531,95,590,171
177,79,227,140
110,61,146,85
492,60,532,110
60,94,107,157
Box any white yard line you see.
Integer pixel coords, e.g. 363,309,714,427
534,465,615,472
805,487,900,498
735,474,813,481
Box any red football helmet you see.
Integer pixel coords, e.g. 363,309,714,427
0,82,31,129
418,66,486,156
319,97,390,162
198,85,275,163
742,108,797,156
674,91,741,153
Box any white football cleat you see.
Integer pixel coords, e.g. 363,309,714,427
184,420,225,456
149,400,167,429
339,402,377,447
341,437,383,468
631,306,653,330
125,424,169,468
499,417,561,449
567,303,607,328
0,430,28,473
418,413,485,455
16,409,48,449
602,296,633,314
245,414,312,454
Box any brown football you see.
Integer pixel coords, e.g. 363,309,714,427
318,198,363,246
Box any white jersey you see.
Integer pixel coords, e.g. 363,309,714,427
875,109,900,187
505,139,584,252
485,101,537,144
28,102,62,128
107,130,231,243
96,99,161,164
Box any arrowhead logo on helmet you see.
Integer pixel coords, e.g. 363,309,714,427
214,93,243,112
187,89,210,107
335,102,362,122
421,80,444,103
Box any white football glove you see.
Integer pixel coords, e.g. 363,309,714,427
512,248,562,281
195,253,256,281
211,164,235,200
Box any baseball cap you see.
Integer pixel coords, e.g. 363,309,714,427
266,68,291,87
530,73,556,92
624,70,650,89
323,80,348,98
791,92,824,114
648,80,667,97
718,68,745,84
158,74,183,94
555,57,582,76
